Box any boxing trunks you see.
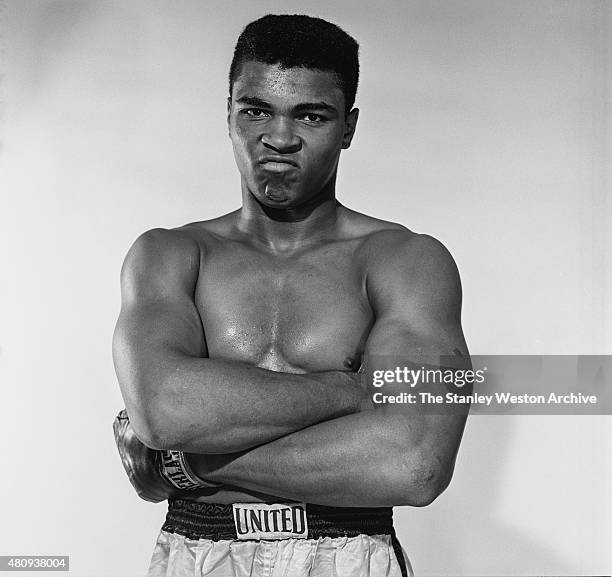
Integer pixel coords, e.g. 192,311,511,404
148,500,413,577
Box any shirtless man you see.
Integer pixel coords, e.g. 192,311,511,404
113,14,469,577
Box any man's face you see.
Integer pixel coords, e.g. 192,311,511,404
228,61,358,208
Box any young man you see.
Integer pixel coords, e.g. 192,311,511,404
113,14,469,577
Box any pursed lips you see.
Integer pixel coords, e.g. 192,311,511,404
258,156,299,172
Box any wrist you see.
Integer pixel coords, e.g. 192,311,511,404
161,450,222,489
184,452,225,484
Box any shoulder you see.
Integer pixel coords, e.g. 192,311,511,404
123,211,239,273
123,226,201,276
356,226,462,316
338,204,408,238
367,231,458,276
340,205,457,275
120,223,215,298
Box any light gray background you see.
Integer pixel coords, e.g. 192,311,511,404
0,1,610,576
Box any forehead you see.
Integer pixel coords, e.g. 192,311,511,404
231,61,345,108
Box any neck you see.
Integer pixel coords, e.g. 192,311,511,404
237,179,341,252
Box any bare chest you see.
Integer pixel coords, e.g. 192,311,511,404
195,242,373,372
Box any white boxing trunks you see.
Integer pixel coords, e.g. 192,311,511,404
148,500,413,577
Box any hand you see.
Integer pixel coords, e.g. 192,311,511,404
326,366,374,412
355,358,376,411
355,373,376,412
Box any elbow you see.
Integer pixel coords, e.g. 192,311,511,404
120,382,181,450
116,358,216,451
127,406,183,451
409,470,451,507
134,421,181,452
128,392,222,452
392,457,454,508
125,393,198,452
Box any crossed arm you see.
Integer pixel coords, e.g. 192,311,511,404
113,227,469,507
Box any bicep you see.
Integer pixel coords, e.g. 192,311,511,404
363,234,470,490
112,229,206,418
365,234,468,362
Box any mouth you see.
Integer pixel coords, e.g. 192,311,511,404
258,156,298,173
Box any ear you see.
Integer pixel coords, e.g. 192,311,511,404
227,97,232,137
341,108,359,149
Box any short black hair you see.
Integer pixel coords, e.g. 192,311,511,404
229,14,360,113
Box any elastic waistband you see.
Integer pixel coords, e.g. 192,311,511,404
163,499,394,541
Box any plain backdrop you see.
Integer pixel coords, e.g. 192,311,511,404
0,1,610,576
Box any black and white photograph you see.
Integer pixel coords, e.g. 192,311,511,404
0,1,610,576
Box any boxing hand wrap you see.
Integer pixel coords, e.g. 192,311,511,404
113,409,221,503
160,449,208,491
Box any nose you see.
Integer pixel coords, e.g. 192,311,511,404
261,117,301,154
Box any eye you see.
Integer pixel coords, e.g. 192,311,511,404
299,113,325,123
244,108,270,118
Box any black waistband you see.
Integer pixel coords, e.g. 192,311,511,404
162,499,395,541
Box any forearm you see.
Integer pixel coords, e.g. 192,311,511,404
188,410,464,507
124,353,363,454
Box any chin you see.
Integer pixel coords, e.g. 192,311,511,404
263,191,292,205
253,181,297,206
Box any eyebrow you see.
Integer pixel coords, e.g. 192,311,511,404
236,96,272,108
294,102,338,114
235,96,338,114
